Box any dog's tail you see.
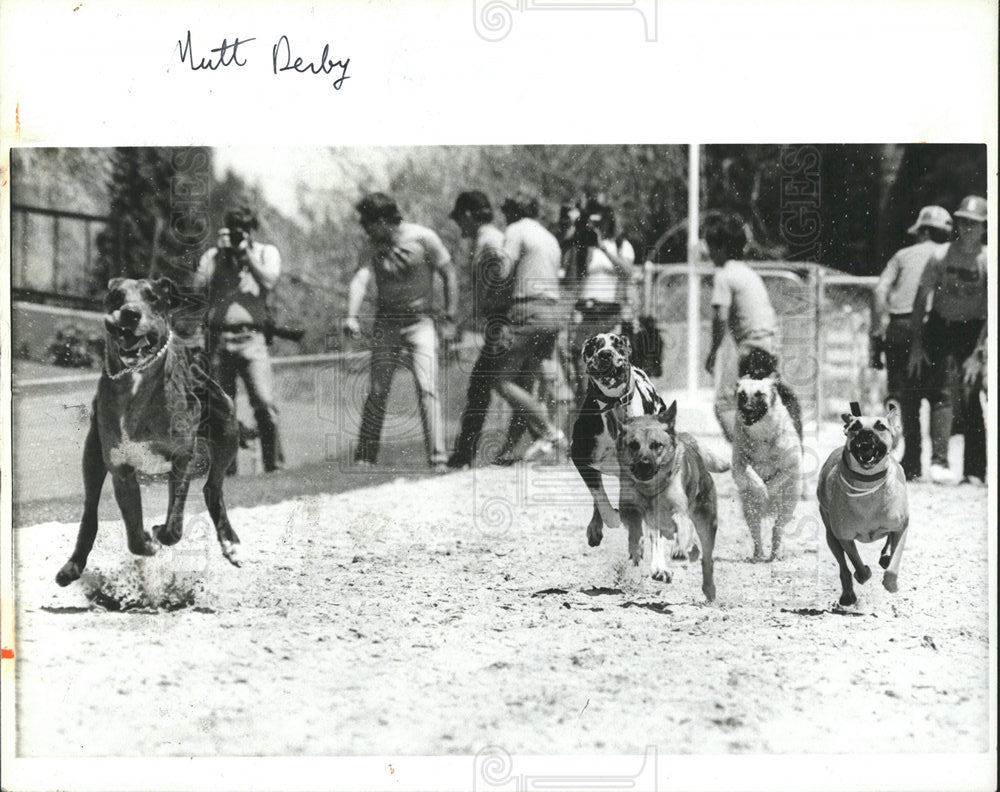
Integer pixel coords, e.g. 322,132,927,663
699,445,731,474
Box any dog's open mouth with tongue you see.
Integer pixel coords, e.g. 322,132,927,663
849,429,887,469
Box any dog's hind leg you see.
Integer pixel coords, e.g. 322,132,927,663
692,506,717,602
768,469,800,561
57,417,107,586
204,466,241,568
879,536,893,569
112,469,158,557
204,437,241,567
824,526,856,606
153,456,192,547
201,378,242,566
882,523,908,593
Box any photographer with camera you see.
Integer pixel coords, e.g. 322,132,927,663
194,206,285,473
566,199,636,400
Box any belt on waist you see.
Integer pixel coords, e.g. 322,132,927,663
213,323,262,334
888,312,912,319
929,312,983,328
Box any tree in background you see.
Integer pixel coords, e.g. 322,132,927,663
102,147,214,285
877,143,987,268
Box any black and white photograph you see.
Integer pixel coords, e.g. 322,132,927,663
1,3,996,792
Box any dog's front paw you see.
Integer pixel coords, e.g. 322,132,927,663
220,540,242,568
879,552,892,570
670,546,688,561
629,545,643,566
586,515,604,548
55,561,82,587
838,591,858,607
854,565,872,584
882,571,898,593
152,523,182,547
650,564,672,583
702,582,716,602
127,534,158,557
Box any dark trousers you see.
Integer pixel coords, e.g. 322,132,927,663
922,312,985,479
450,334,503,465
883,314,924,478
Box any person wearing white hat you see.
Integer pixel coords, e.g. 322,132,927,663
872,205,952,480
909,195,988,486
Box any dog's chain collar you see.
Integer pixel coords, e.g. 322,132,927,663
592,369,635,413
104,331,173,381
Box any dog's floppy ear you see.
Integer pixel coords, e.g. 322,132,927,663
658,400,677,433
884,398,902,435
104,278,126,309
152,277,181,310
616,333,632,363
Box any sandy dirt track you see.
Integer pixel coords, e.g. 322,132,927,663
13,446,990,758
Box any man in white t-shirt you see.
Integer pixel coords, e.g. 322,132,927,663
702,212,778,441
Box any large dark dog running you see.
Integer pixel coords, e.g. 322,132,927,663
570,333,667,549
56,278,242,586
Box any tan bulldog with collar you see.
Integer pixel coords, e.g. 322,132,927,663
817,401,909,606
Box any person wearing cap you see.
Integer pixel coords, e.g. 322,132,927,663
194,206,285,473
445,191,512,468
909,195,988,486
489,189,568,462
345,192,457,471
872,205,952,480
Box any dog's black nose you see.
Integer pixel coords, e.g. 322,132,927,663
119,305,142,328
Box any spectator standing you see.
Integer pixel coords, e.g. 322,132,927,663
908,195,988,486
567,202,635,400
345,193,457,472
872,205,952,480
492,189,568,462
446,191,511,469
195,206,285,473
702,212,779,441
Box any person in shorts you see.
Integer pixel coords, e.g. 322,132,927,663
908,195,987,486
345,193,457,471
871,205,952,480
702,211,779,442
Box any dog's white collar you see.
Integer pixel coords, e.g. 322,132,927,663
838,450,889,496
104,331,173,381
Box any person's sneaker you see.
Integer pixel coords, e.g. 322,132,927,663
523,431,568,462
960,475,985,486
446,452,472,470
904,470,922,482
929,463,956,485
353,459,376,470
431,462,450,475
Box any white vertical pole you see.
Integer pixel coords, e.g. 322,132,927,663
687,144,701,397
